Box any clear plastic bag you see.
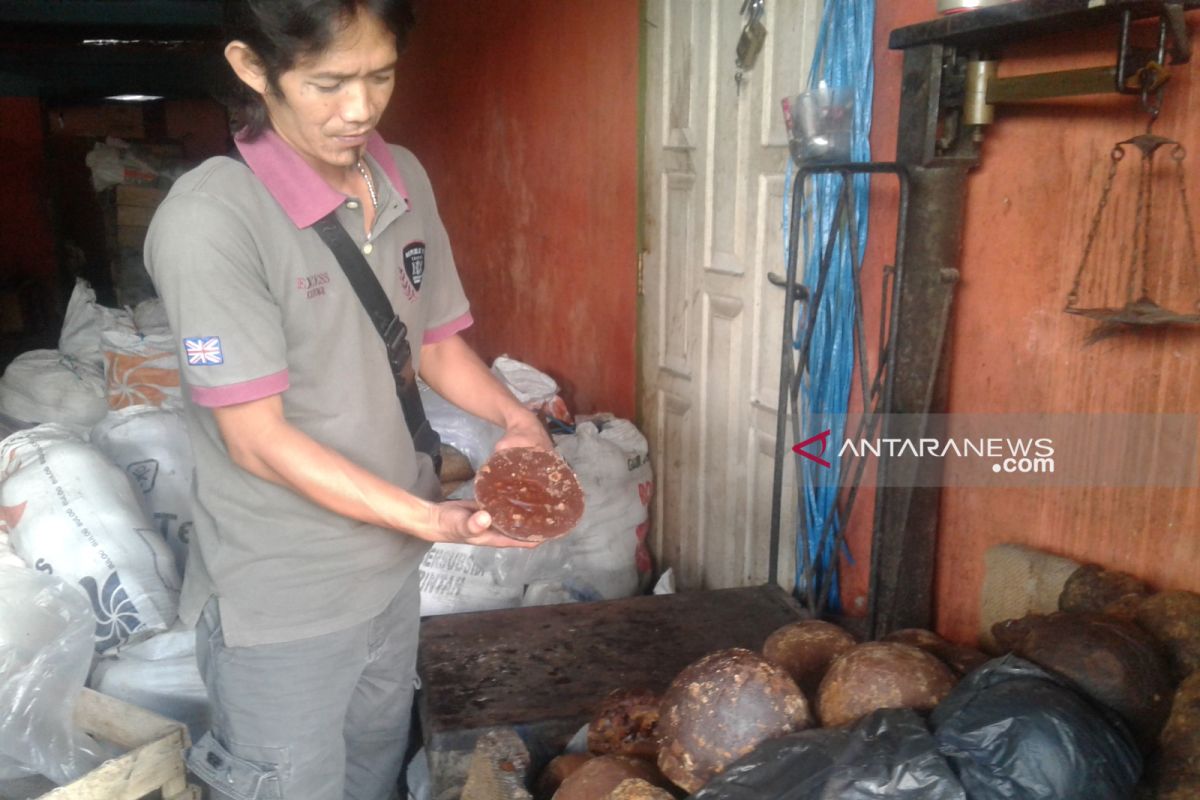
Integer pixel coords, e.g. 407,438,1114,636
0,566,105,785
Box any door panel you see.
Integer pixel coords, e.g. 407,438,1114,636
642,0,818,591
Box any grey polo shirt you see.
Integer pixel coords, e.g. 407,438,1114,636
145,130,472,646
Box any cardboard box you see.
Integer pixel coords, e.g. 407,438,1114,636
116,204,156,228
115,185,167,208
117,225,150,249
50,105,145,140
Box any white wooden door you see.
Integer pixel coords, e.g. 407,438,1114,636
641,0,820,591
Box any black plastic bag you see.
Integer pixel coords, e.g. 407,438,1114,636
931,655,1142,800
690,708,966,800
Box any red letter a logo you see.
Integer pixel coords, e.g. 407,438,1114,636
793,430,832,468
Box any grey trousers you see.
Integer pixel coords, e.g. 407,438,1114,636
187,577,420,800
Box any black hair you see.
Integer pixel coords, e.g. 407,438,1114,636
222,0,415,139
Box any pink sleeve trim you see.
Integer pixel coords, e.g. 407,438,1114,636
190,370,290,408
423,312,474,344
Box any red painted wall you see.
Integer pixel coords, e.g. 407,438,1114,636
381,0,639,419
0,98,56,285
866,7,1200,643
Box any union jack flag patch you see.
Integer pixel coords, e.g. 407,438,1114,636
184,337,224,366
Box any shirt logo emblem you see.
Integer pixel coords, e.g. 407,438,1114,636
297,272,331,299
403,242,426,291
184,337,224,366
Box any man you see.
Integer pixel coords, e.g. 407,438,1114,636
144,2,552,798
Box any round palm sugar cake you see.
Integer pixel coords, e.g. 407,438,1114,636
475,447,585,542
817,642,956,728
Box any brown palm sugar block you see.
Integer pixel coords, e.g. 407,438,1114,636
553,755,668,800
439,444,475,483
761,620,856,699
1059,564,1150,614
605,778,675,800
1157,672,1200,799
587,688,661,758
1103,592,1147,622
816,642,956,728
656,648,811,794
992,611,1173,750
475,447,584,542
882,628,990,676
536,754,593,800
1135,591,1200,681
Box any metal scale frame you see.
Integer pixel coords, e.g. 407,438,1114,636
768,0,1200,638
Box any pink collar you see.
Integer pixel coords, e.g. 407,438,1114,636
234,129,409,229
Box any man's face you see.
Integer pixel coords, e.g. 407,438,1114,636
264,7,398,176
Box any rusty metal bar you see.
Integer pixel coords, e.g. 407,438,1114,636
867,164,967,639
986,65,1123,102
768,161,910,617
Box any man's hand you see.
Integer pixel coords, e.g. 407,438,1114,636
418,335,555,454
494,411,554,453
430,500,541,548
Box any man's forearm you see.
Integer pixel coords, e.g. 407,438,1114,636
211,394,533,549
215,395,437,536
418,334,543,434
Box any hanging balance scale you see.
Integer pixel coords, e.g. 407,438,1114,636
1066,117,1200,343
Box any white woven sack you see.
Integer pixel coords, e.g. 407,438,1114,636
91,406,194,575
0,425,180,653
99,327,182,409
0,350,108,431
419,543,523,616
89,621,208,741
132,298,172,336
550,419,653,600
58,279,134,371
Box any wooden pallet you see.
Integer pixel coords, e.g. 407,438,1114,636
35,688,198,800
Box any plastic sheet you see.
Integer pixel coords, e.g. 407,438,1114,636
931,655,1142,800
491,355,571,423
418,382,504,470
692,708,965,800
0,566,105,785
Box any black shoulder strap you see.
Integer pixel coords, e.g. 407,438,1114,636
312,211,442,473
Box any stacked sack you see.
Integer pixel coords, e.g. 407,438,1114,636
0,279,209,742
0,279,182,432
416,359,655,617
0,424,180,652
524,417,653,605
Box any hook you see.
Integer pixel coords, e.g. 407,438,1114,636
1137,62,1168,125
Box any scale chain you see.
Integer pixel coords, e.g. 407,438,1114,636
1175,145,1200,310
1068,147,1122,307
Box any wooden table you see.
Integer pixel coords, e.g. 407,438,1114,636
417,584,806,800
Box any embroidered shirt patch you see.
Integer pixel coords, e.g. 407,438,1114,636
403,242,426,291
184,337,224,366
